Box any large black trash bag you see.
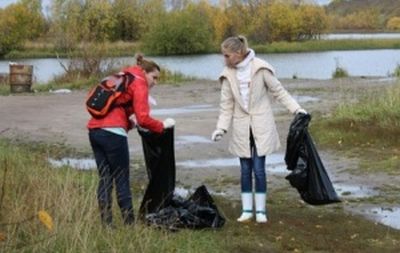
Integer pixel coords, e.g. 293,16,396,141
138,127,176,217
137,127,225,230
146,185,225,230
285,113,341,205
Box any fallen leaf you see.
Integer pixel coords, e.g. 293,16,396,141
38,210,54,231
0,232,6,241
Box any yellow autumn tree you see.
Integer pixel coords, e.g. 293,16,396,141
331,9,381,30
266,2,302,42
247,1,269,43
386,16,400,30
0,0,45,55
297,4,329,40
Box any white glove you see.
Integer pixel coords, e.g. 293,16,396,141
211,129,225,142
296,108,307,115
163,118,175,129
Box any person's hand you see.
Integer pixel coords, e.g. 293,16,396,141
211,129,225,142
296,108,307,115
163,118,175,129
129,115,137,128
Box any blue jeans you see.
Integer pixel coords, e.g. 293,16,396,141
89,129,134,225
239,132,266,193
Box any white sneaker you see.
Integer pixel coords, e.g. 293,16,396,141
256,212,268,223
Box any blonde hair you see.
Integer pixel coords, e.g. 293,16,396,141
135,53,160,73
221,35,248,55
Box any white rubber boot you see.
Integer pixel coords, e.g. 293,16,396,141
255,193,268,223
237,192,253,222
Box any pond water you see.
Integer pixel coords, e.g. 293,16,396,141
1,49,400,83
322,33,400,40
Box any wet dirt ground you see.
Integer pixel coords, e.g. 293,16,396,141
1,77,399,229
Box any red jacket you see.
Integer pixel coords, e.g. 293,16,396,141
87,66,164,133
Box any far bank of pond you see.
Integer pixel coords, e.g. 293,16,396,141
1,49,400,83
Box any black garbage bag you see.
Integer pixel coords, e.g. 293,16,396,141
138,127,225,230
146,185,225,231
138,127,176,217
285,113,341,205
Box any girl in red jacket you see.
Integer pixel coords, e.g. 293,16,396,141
87,54,175,226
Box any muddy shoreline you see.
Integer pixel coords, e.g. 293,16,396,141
1,77,399,229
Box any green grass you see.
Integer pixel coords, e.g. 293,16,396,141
1,138,400,252
253,39,400,54
3,38,400,59
311,83,400,174
4,41,140,59
0,67,194,96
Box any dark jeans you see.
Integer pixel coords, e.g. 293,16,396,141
89,129,134,225
239,131,266,193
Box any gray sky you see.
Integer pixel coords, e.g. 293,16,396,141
0,0,51,8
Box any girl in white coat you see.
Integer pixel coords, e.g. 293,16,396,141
211,35,306,223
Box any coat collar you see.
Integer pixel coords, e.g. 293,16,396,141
219,57,276,112
219,57,276,82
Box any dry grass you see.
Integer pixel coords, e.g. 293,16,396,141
1,138,400,252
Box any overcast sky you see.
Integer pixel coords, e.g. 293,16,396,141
0,0,331,9
0,0,51,9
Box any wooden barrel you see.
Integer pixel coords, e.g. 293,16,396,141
9,64,33,93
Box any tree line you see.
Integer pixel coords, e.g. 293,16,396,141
0,0,399,57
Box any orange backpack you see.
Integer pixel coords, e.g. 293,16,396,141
86,72,134,118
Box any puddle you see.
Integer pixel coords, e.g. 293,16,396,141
293,95,320,103
177,153,288,174
175,135,212,145
152,104,217,116
177,158,238,168
346,205,400,230
48,158,96,171
334,184,378,199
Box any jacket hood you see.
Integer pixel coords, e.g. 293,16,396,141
219,57,276,83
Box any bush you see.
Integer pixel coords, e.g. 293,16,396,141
332,66,349,78
332,58,349,78
393,64,400,78
142,6,213,55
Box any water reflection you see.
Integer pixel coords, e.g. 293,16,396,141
175,135,212,145
176,153,287,174
152,97,317,117
293,95,320,103
152,104,217,116
346,205,400,230
334,184,378,198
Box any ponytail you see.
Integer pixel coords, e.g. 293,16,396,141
221,35,248,55
135,53,160,73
